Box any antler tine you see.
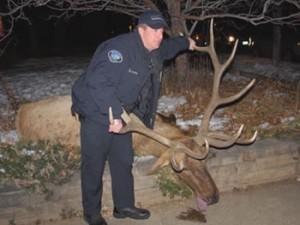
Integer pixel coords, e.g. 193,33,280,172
207,19,221,70
220,78,256,106
170,151,185,172
193,20,219,67
109,107,173,147
206,124,244,148
194,19,239,85
208,129,258,146
236,130,258,144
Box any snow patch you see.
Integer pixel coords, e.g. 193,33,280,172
0,130,19,144
157,95,187,113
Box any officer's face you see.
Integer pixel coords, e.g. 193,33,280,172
139,25,164,51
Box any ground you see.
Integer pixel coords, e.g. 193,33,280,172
42,179,300,225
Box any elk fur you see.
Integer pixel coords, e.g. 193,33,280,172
15,95,184,157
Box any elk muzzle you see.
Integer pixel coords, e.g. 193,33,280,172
177,157,219,212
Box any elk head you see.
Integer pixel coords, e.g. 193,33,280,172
110,19,257,212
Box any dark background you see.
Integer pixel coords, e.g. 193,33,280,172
1,9,299,69
8,11,133,57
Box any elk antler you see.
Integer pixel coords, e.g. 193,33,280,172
109,107,209,171
192,19,257,152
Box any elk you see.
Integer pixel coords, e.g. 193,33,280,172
110,19,257,212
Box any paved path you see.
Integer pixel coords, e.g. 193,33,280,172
43,179,300,225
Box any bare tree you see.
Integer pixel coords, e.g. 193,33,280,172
1,1,299,63
1,0,300,39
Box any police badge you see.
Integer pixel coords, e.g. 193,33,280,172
108,50,123,63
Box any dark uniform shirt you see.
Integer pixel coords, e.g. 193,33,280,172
71,29,189,126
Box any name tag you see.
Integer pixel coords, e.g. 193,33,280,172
128,68,138,75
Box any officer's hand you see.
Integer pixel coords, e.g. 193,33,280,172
188,37,197,51
108,119,123,133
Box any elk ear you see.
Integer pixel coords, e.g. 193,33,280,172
147,152,170,175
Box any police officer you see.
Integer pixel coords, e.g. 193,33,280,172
71,10,196,225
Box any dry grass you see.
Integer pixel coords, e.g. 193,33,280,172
161,67,300,138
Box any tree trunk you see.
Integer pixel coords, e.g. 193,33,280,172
53,19,66,55
167,0,189,85
27,24,39,57
272,8,282,66
272,24,282,66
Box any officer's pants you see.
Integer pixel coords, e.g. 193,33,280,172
80,117,134,216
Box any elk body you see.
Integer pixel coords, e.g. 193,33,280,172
110,20,257,212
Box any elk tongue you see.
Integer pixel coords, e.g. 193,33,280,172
196,197,208,212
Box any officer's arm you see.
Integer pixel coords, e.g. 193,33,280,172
85,48,126,120
159,36,190,61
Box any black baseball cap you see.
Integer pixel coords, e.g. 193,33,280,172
138,10,168,29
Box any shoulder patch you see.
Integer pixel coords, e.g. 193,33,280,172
108,50,123,63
